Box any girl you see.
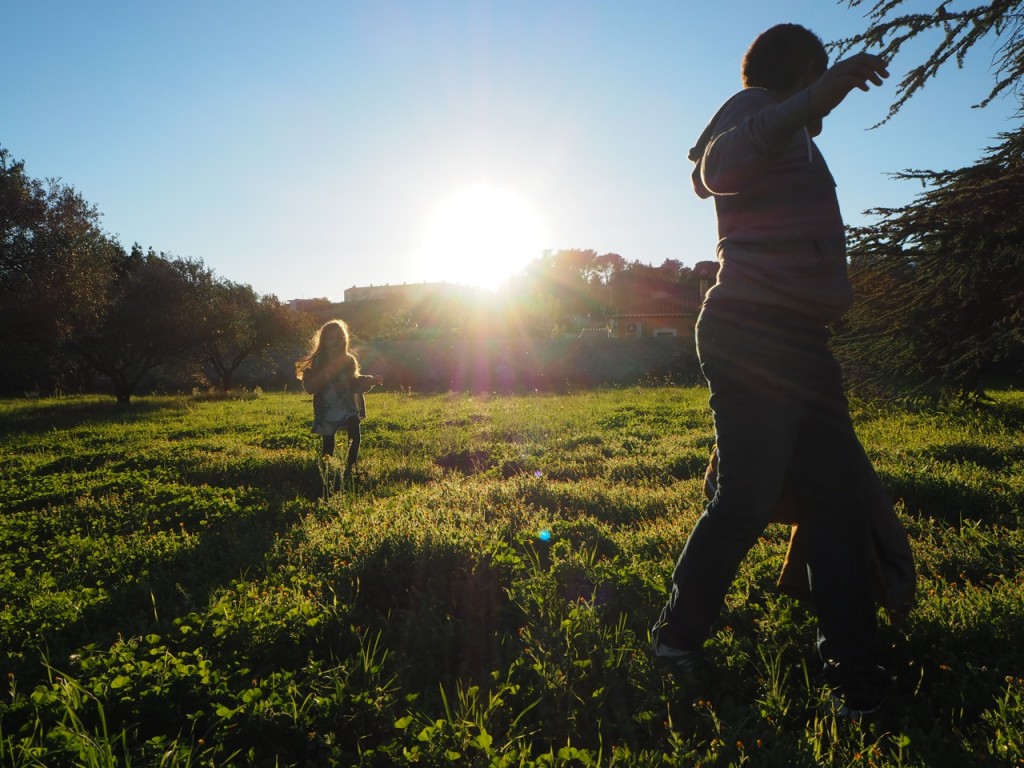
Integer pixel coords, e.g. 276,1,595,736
295,320,383,482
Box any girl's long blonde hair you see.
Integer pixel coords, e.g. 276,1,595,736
294,319,361,380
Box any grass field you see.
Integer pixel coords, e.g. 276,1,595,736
1,388,1023,767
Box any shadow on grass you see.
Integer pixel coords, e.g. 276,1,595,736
183,453,324,498
879,468,1022,525
983,392,1024,429
8,466,321,686
435,448,492,474
0,397,192,437
884,604,1024,767
343,541,521,689
921,442,1024,472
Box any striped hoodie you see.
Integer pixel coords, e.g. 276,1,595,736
689,87,853,323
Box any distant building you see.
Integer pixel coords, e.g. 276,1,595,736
343,282,464,303
693,260,718,297
607,294,702,339
605,261,717,339
288,297,335,314
608,313,694,339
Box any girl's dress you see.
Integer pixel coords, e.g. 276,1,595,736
305,355,378,437
312,375,376,436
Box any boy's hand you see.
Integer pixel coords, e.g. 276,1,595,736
809,52,889,117
374,375,384,385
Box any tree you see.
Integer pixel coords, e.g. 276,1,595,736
201,282,308,392
73,248,220,404
503,250,600,332
835,127,1024,400
551,248,598,277
588,252,627,310
0,146,118,394
657,258,685,279
606,259,698,313
836,0,1024,122
829,2,1024,400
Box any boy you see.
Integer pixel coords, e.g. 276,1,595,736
652,24,892,718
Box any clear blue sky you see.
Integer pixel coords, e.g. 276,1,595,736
5,1,1018,300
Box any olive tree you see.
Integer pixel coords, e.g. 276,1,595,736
0,147,118,394
202,281,309,392
73,247,220,404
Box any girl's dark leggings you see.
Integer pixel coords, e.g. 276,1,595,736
322,416,361,473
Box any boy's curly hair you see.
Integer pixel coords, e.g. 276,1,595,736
742,24,828,91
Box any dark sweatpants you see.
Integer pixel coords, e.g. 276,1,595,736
655,299,877,665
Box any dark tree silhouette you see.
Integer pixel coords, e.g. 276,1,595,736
202,282,308,392
0,147,119,394
835,127,1024,400
836,0,1024,122
73,248,219,404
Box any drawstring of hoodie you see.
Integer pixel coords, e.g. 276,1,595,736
803,127,813,165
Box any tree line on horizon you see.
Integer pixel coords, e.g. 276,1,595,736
0,152,311,404
0,145,714,403
299,250,712,343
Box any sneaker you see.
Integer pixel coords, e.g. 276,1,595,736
822,660,894,719
651,636,702,674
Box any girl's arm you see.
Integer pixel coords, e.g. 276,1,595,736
354,374,383,393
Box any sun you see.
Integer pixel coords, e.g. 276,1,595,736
415,184,547,291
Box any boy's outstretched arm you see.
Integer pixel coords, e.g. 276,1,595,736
808,52,889,116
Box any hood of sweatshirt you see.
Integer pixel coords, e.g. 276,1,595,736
688,92,746,200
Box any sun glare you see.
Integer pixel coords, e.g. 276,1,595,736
415,184,547,291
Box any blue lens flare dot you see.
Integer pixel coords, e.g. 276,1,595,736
538,529,552,542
